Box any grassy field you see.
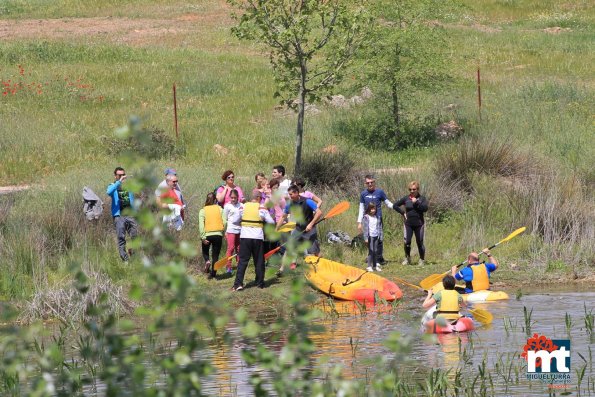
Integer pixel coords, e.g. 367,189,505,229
0,0,593,304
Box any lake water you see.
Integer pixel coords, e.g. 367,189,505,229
202,289,595,396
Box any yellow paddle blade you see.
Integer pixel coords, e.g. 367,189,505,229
470,308,493,325
419,272,446,291
277,222,296,233
213,255,235,271
430,281,444,293
495,227,527,246
393,276,424,291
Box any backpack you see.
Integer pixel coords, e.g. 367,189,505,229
326,230,352,245
350,233,366,250
214,184,225,207
82,187,103,220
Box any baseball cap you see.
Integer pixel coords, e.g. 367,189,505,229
164,168,177,176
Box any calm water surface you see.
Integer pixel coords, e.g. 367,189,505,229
204,289,595,396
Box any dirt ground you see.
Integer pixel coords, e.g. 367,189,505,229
0,8,232,46
0,185,30,195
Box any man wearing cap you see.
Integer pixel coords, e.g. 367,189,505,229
156,168,185,206
156,168,186,231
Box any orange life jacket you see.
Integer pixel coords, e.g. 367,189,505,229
471,263,490,291
161,189,185,220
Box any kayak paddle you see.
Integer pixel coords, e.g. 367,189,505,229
213,253,237,271
419,227,527,290
277,222,296,233
215,201,350,271
469,308,493,325
213,223,298,271
262,200,351,259
394,276,425,291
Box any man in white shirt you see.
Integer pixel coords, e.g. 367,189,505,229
272,165,291,198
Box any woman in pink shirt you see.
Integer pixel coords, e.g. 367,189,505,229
292,177,323,208
216,170,245,206
267,179,286,223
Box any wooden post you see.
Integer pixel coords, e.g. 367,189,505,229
173,83,179,139
476,66,482,122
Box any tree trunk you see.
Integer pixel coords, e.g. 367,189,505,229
391,77,400,139
294,61,307,176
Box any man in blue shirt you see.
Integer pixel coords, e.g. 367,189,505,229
106,167,138,262
357,175,394,265
276,185,322,273
451,249,499,293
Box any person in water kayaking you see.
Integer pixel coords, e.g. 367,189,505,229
451,249,499,293
422,275,465,322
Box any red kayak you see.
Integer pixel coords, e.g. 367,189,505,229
424,316,475,334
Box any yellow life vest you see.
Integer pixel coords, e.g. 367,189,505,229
241,202,263,228
204,205,224,232
436,289,461,320
471,263,490,291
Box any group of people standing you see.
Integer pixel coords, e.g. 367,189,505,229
106,165,500,321
357,175,429,272
107,163,436,288
106,165,324,291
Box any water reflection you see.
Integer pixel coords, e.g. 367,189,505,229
202,291,595,396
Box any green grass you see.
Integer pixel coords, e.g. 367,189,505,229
0,0,593,300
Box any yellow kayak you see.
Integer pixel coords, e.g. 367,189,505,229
431,281,509,302
304,256,403,303
462,290,509,302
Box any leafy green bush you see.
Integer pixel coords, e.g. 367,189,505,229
332,106,439,151
297,150,357,190
101,124,184,160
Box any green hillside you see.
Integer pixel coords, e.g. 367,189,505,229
0,0,593,300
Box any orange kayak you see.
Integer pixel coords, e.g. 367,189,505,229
304,256,402,303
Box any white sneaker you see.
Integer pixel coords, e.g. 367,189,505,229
402,258,411,265
418,259,425,266
375,265,382,272
366,266,374,272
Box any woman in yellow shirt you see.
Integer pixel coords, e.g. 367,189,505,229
199,193,226,279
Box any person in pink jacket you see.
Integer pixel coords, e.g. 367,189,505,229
216,170,245,206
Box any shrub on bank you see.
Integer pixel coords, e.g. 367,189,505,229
433,137,540,193
432,138,594,263
332,106,440,151
298,150,358,191
101,125,184,160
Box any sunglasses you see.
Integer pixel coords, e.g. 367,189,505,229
116,173,126,177
227,176,235,179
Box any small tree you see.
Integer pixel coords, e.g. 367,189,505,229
228,0,371,174
361,0,454,138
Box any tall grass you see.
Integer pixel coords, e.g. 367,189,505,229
1,0,593,297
